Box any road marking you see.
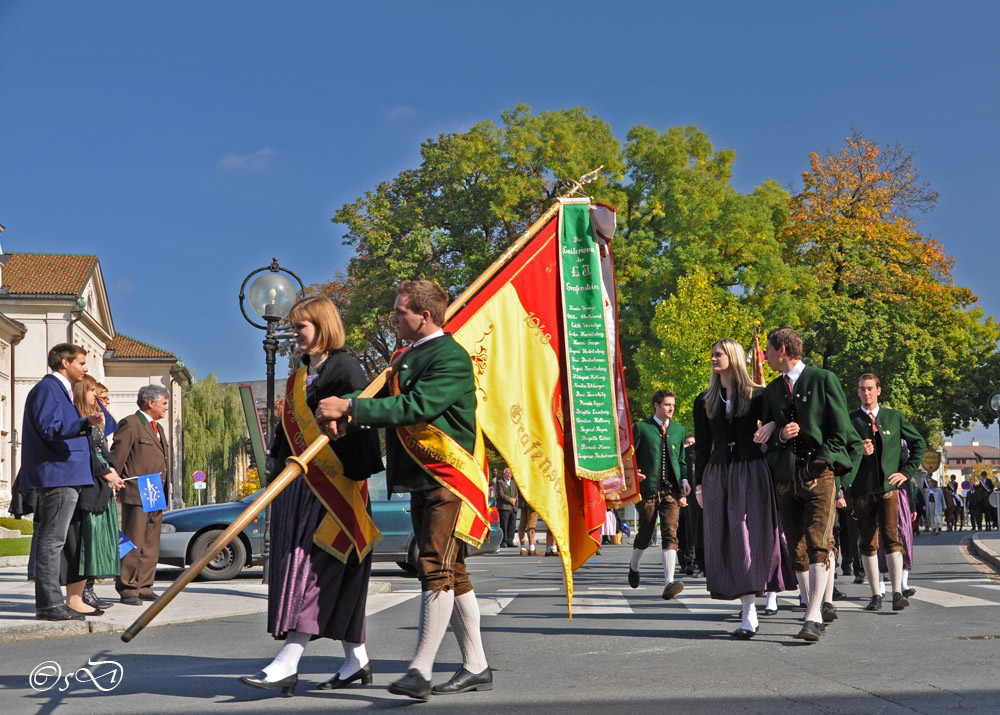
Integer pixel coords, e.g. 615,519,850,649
478,596,516,616
497,587,558,592
910,586,1000,608
932,577,994,584
572,593,634,615
366,592,420,616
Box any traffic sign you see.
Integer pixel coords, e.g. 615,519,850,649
962,480,972,491
990,491,1000,509
193,482,207,490
192,471,206,483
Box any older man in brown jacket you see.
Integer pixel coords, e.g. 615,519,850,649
112,385,170,605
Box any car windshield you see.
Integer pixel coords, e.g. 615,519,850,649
238,471,390,503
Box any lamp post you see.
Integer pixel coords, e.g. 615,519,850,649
239,257,304,582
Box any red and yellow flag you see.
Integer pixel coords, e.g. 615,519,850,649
448,199,631,614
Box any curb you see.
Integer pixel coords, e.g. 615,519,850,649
969,536,1000,573
0,579,394,644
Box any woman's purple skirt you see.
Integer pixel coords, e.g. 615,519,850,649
878,486,914,572
702,458,795,600
266,476,371,642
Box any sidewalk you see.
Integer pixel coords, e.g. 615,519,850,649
0,559,390,643
967,529,1000,572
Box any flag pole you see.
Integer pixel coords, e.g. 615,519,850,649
121,435,330,642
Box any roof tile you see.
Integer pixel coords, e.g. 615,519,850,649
1,253,98,296
106,333,176,360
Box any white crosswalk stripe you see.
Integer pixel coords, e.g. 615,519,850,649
910,586,1000,608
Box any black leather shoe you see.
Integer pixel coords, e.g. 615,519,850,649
83,588,114,609
238,671,298,697
139,592,157,602
70,606,105,617
120,595,143,606
432,667,493,695
821,602,838,623
763,608,778,616
628,568,640,588
902,587,916,598
864,594,883,611
831,587,847,601
317,662,373,690
36,605,85,621
731,627,755,640
388,669,431,701
796,620,823,642
853,573,865,584
662,580,684,600
892,591,909,611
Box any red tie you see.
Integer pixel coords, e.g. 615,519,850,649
661,421,668,437
151,421,160,440
784,375,794,400
869,413,878,434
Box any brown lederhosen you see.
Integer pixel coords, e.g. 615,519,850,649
633,489,681,551
409,486,472,596
852,491,903,556
775,463,837,571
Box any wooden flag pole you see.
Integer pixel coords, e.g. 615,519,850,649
120,434,330,642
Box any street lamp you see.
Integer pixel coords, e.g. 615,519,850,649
239,257,304,583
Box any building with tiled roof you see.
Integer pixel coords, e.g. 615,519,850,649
0,246,190,510
942,440,1000,484
0,253,99,297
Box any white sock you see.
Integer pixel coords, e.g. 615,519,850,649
795,571,810,606
409,589,455,681
662,549,677,584
888,552,904,594
765,591,778,611
862,554,880,596
451,590,489,674
902,569,910,590
338,640,368,678
519,535,527,551
740,594,759,631
630,548,643,571
879,572,887,596
823,552,836,603
262,630,310,680
804,562,827,623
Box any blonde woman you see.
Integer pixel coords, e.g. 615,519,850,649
693,338,793,639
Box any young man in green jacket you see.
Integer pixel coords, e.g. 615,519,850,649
850,373,926,612
761,328,861,642
316,280,491,701
629,390,689,600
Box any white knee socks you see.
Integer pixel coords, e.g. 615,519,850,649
338,640,369,678
262,630,310,680
804,562,828,623
451,590,489,674
662,549,677,584
862,554,880,596
888,551,904,594
765,591,778,611
630,548,643,571
740,594,759,632
823,552,836,603
409,589,455,681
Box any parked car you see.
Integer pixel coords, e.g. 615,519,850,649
159,475,501,581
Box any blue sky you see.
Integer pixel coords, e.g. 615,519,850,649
1,2,998,442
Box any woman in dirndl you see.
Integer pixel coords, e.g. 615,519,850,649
694,338,793,639
239,296,383,697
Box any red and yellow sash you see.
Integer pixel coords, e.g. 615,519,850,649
391,370,490,549
282,367,381,562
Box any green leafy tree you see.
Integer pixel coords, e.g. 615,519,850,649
183,373,247,505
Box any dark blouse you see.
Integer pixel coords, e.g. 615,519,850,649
692,386,767,486
266,349,384,482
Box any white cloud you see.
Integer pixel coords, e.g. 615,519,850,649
385,105,416,123
116,278,136,294
216,147,276,172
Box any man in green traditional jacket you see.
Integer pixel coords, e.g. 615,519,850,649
761,328,861,642
850,373,926,613
628,390,689,600
316,280,491,701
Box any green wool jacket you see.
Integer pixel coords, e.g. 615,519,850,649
762,364,862,486
848,407,926,497
353,334,478,495
632,416,687,500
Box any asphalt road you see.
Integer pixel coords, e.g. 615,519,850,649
3,532,999,714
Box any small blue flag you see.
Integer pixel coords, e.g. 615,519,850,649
118,531,136,559
621,522,631,537
137,473,167,512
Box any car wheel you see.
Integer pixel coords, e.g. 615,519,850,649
191,529,246,581
396,539,419,574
